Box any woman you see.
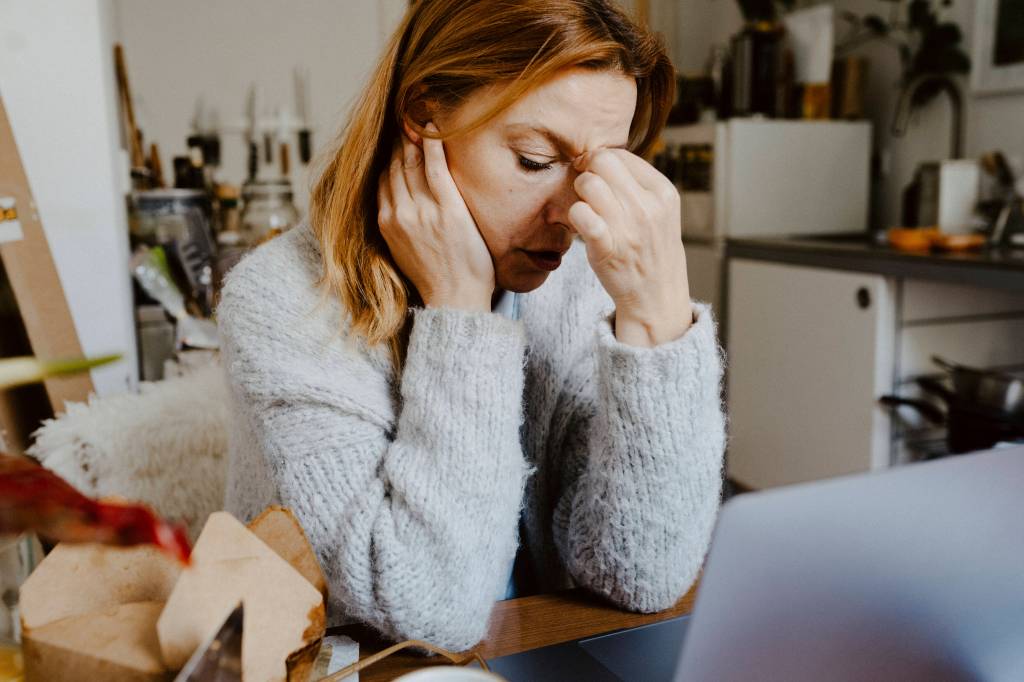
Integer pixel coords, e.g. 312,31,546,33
218,0,726,652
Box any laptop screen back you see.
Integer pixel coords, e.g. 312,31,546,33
674,447,1024,682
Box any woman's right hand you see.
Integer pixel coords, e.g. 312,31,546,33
377,123,495,311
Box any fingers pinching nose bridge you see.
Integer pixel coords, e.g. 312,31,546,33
572,152,588,172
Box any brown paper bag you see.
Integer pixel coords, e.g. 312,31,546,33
19,507,328,681
248,505,328,600
19,544,182,681
156,511,325,682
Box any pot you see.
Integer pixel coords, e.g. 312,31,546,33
915,375,1024,454
879,365,1024,456
932,356,1024,418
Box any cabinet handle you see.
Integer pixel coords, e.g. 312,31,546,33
856,287,871,309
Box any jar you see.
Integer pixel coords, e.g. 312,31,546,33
240,180,300,244
0,531,42,677
129,189,214,248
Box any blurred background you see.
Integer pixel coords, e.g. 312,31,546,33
1,0,1023,490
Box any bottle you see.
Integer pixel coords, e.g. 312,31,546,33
730,21,785,118
212,184,245,298
172,155,205,191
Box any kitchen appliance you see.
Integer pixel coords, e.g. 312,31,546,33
903,160,981,234
661,120,871,312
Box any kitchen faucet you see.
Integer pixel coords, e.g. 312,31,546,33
891,74,964,160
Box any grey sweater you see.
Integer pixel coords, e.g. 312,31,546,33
217,221,726,651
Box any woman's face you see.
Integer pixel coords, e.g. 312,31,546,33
434,67,638,293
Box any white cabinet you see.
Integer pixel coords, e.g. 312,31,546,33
726,259,1024,488
726,260,896,488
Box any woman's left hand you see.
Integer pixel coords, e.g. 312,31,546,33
568,148,693,348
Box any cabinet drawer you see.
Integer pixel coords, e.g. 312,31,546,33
901,280,1024,323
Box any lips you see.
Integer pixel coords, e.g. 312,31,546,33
524,249,566,272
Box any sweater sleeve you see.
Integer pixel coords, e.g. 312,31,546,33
219,296,530,651
551,301,726,613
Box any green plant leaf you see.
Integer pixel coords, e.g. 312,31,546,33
0,354,122,390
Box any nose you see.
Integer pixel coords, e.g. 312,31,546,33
543,167,582,232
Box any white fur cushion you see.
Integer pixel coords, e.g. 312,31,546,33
28,359,229,540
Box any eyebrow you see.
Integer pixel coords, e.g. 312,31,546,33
507,124,629,158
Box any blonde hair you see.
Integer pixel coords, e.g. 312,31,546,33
309,0,674,366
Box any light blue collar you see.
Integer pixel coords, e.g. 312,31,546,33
491,289,520,321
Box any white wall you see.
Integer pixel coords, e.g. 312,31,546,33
650,0,739,74
111,0,407,212
0,0,138,397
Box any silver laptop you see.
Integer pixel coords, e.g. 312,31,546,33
491,445,1024,681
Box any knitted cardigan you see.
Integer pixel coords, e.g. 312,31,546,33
217,221,726,651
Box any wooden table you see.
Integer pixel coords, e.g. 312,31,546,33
331,584,698,681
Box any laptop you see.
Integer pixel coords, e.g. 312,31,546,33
489,445,1024,681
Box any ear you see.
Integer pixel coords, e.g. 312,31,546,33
401,116,423,146
402,85,439,146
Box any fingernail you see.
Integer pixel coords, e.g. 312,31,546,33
425,122,438,133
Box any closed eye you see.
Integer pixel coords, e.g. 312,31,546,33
518,155,554,172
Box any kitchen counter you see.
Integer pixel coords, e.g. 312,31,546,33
726,233,1024,293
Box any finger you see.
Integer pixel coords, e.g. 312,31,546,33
401,133,431,201
421,122,461,205
568,200,614,258
582,149,646,208
573,171,624,224
388,143,414,210
604,148,667,193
